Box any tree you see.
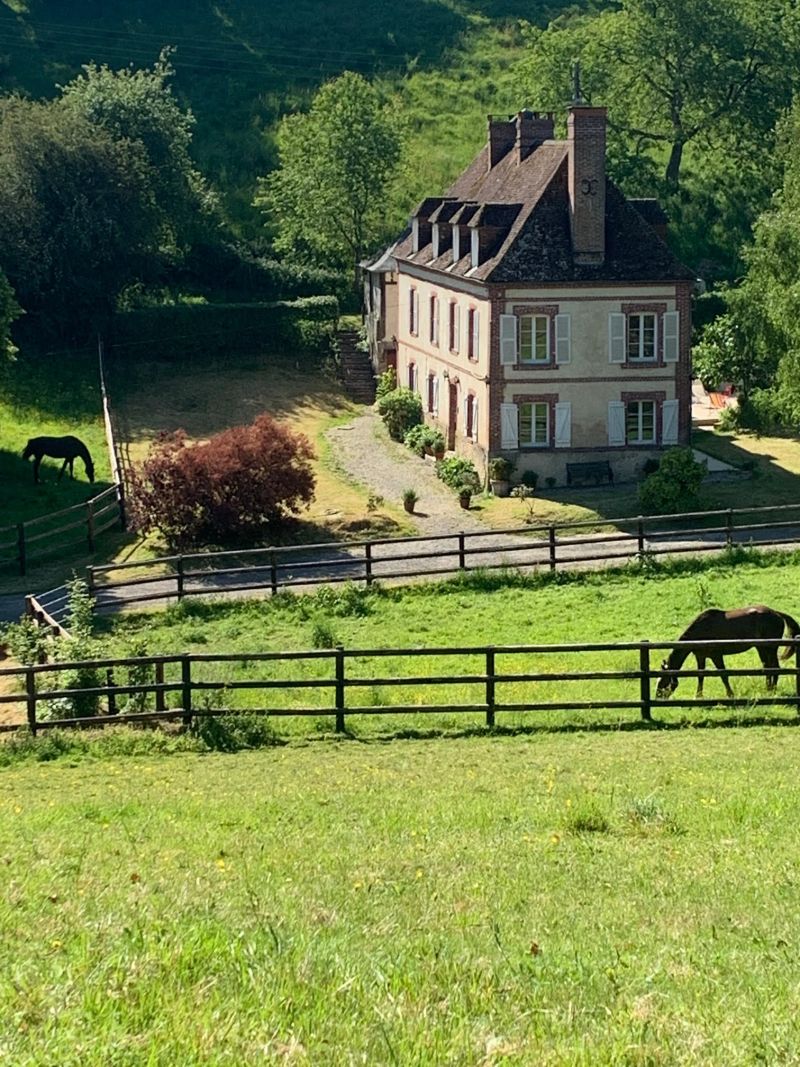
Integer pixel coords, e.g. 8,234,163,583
59,50,217,251
691,301,777,404
255,72,402,284
0,268,21,359
0,96,163,336
128,414,316,548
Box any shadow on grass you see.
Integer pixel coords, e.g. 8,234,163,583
692,429,800,506
0,351,101,421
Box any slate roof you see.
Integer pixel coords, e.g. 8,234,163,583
393,138,694,285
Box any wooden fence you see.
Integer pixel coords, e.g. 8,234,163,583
1,638,799,736
0,485,124,576
86,502,800,613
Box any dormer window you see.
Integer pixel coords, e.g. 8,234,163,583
432,223,440,259
452,227,460,263
470,228,479,268
412,217,420,254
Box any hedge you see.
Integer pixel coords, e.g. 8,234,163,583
109,297,339,361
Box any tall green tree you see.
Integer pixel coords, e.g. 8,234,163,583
0,268,20,359
255,72,402,284
59,50,217,251
0,96,162,336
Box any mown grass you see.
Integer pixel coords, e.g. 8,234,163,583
65,550,800,741
1,727,799,1063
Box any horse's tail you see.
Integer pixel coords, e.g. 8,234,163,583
776,610,800,660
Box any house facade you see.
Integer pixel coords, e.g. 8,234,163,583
365,104,695,485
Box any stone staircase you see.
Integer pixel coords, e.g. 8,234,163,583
336,329,376,404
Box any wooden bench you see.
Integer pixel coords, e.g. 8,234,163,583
566,460,614,487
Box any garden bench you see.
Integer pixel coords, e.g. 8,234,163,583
566,460,614,487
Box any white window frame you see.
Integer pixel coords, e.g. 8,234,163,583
626,312,657,363
449,301,460,352
519,401,550,448
626,399,657,445
519,315,550,364
467,308,479,360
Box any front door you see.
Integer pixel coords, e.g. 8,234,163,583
448,382,458,450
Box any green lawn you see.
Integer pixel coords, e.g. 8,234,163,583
78,552,800,739
1,727,799,1063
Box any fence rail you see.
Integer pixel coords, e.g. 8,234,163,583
86,501,800,612
1,638,798,736
0,485,124,576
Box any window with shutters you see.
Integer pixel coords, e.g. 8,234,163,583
519,402,550,448
448,301,459,351
408,362,417,393
427,374,436,414
626,400,656,444
409,287,419,336
467,308,478,360
429,294,439,346
627,313,656,361
519,315,549,363
465,394,476,439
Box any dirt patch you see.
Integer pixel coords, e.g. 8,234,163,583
0,647,25,727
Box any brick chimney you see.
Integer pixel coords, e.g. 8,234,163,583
515,110,554,163
487,115,516,170
567,105,607,265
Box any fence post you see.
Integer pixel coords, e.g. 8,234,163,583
106,668,117,716
270,551,278,596
458,532,466,571
85,565,95,599
639,641,652,721
181,655,192,726
726,508,733,548
548,524,557,572
637,516,645,559
364,541,373,586
176,556,185,601
485,647,495,728
335,646,346,733
25,667,37,737
87,498,95,552
17,523,26,576
116,481,127,532
155,661,166,713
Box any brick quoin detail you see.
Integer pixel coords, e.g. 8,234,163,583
488,287,506,453
676,282,693,443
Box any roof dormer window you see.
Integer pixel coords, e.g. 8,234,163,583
470,228,479,269
452,227,460,263
432,223,440,259
412,217,420,254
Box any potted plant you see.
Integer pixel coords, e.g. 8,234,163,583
430,430,446,461
402,487,419,514
488,457,513,497
457,483,473,509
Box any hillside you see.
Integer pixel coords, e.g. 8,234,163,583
0,0,587,234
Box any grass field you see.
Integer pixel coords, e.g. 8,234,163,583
2,726,799,1063
63,551,800,742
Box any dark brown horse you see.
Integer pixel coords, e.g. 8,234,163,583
656,605,800,699
22,435,94,484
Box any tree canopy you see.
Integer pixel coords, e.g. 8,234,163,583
255,72,402,282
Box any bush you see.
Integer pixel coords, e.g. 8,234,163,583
377,387,423,441
638,446,707,515
404,423,443,457
519,470,539,489
192,712,281,752
375,366,397,400
488,457,513,481
129,413,316,548
435,456,481,492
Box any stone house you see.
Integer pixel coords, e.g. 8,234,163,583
364,102,695,486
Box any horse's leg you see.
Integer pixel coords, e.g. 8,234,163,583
32,456,41,484
695,654,705,698
761,649,778,691
711,653,734,698
68,457,75,480
57,458,68,481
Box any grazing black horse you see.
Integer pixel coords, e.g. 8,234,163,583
22,435,95,484
656,605,800,699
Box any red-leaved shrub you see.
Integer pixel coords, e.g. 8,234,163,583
129,414,316,548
